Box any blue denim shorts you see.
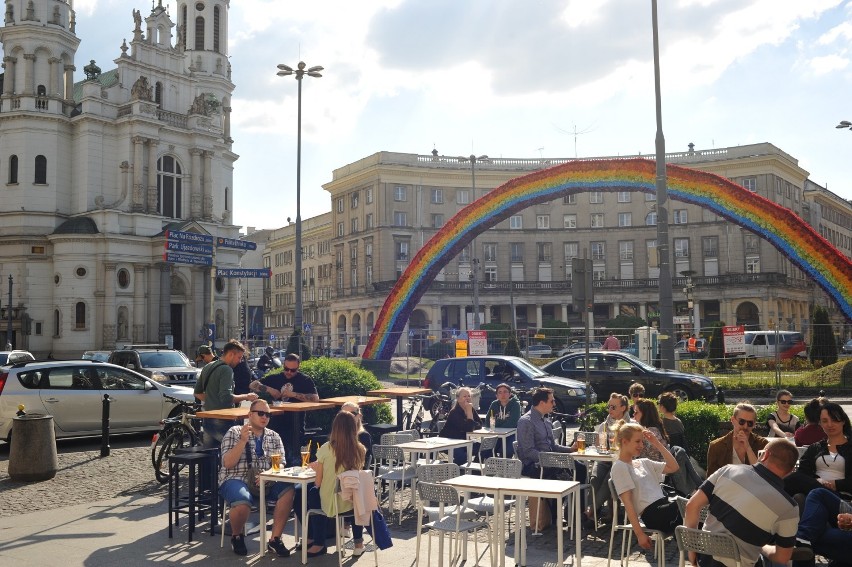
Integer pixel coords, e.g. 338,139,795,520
220,478,294,508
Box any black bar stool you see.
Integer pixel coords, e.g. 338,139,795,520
168,450,218,541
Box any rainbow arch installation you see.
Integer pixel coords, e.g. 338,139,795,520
362,158,852,360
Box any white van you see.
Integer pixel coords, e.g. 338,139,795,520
742,331,806,359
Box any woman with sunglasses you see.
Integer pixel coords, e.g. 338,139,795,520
785,402,852,499
341,401,373,467
767,390,800,439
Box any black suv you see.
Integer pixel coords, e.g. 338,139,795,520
422,355,595,415
108,344,200,386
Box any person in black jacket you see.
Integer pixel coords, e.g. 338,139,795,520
785,402,852,500
440,387,481,465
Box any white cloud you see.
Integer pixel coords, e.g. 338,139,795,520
809,53,850,75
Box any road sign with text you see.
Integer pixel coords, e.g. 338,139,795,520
165,230,214,245
216,237,257,251
166,240,214,255
215,268,271,278
163,251,213,266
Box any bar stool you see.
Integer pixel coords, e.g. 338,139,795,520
168,451,218,541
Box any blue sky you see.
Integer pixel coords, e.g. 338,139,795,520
75,1,852,231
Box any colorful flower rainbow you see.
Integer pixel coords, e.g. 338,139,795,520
363,158,852,360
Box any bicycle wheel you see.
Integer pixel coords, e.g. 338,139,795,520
153,425,196,483
150,426,173,477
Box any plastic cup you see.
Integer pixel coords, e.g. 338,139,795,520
489,417,496,432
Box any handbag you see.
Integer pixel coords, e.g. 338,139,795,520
245,439,261,497
365,509,393,549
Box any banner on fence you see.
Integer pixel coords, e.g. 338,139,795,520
468,330,488,356
722,325,746,355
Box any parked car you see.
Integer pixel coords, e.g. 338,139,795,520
524,344,553,357
0,350,35,366
422,355,595,415
82,350,111,363
541,350,716,402
843,339,852,355
674,338,708,359
740,331,807,359
108,344,200,385
620,342,638,357
556,342,602,357
0,360,196,442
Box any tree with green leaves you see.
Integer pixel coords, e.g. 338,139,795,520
707,321,727,370
504,331,521,356
810,306,838,366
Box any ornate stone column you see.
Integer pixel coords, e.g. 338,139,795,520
103,263,117,349
535,303,543,330
203,150,214,220
223,105,232,143
64,64,75,101
458,305,466,331
190,148,202,218
133,265,146,342
22,53,35,95
158,263,172,343
48,57,60,97
146,139,159,213
561,303,568,322
131,136,146,211
2,57,15,95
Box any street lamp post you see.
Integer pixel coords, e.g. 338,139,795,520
651,0,674,369
6,275,12,350
277,61,323,350
460,154,487,331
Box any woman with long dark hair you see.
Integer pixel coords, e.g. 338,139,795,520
786,401,852,499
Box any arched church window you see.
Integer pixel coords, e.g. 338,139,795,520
213,6,220,52
8,155,17,184
37,84,46,96
195,16,204,50
34,155,47,184
157,155,184,219
53,309,60,337
180,5,187,49
155,82,162,106
75,302,86,329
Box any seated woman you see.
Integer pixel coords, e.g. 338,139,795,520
341,401,372,467
293,411,367,558
767,389,800,439
785,401,852,500
611,420,682,548
795,397,828,447
439,387,482,465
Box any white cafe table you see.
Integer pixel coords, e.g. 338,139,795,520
395,437,475,465
259,466,316,565
441,474,510,565
466,427,517,457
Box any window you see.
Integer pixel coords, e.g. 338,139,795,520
457,189,470,204
34,155,47,184
365,213,374,229
117,269,130,289
618,212,632,227
744,234,760,252
510,242,524,262
337,222,344,237
484,266,497,282
645,192,656,201
647,239,659,269
395,241,409,261
617,192,631,203
213,6,221,52
366,187,373,203
430,188,443,204
703,237,718,257
350,218,359,233
563,194,576,205
366,265,373,285
53,309,60,337
564,241,579,261
155,82,163,106
459,246,470,263
431,214,444,228
589,191,603,204
593,262,606,280
365,242,373,258
350,266,358,288
537,242,552,262
591,241,605,260
746,255,761,273
564,214,577,229
674,238,690,258
75,302,86,329
394,186,407,201
776,178,783,194
509,215,523,229
619,240,634,260
645,211,657,226
742,177,757,192
673,210,688,224
483,243,497,262
536,215,550,229
157,155,183,219
392,211,407,227
195,16,205,50
8,155,18,183
591,213,605,228
350,192,359,209
336,198,344,213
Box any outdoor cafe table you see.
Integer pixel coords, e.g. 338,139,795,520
319,395,390,408
395,436,475,465
441,474,510,566
367,386,432,429
258,466,317,565
466,427,517,457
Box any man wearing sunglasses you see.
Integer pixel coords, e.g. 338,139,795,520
251,353,319,466
706,402,769,476
219,399,295,557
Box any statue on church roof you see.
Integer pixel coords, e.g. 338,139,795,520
130,76,153,101
83,60,101,81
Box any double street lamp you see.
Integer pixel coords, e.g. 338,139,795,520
276,61,323,344
459,154,488,331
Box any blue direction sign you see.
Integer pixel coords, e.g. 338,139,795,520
215,268,271,278
165,230,214,245
165,240,214,255
217,237,257,251
163,251,213,266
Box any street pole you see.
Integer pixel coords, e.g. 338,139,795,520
6,275,12,350
651,0,674,369
461,154,487,330
277,61,323,353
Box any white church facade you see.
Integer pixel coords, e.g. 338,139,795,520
0,0,243,357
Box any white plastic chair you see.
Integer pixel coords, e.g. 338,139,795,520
373,444,418,525
536,451,592,538
331,472,379,566
464,457,523,534
607,478,667,567
674,525,741,567
460,436,499,475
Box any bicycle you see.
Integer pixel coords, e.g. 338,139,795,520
151,393,203,483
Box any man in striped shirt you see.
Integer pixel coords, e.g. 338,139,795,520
684,439,803,567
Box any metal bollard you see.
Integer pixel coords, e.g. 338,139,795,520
101,394,111,457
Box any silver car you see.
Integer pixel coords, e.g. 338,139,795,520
0,360,195,442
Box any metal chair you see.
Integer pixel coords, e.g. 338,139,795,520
536,451,591,538
380,432,416,446
414,481,492,567
674,495,709,526
464,457,523,534
460,436,499,475
674,526,741,567
399,428,422,440
607,477,667,567
417,463,468,522
332,471,380,566
372,444,418,525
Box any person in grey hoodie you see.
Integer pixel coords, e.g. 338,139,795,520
487,383,522,457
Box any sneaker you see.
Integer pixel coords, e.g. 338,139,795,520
231,534,248,556
343,526,353,538
267,537,290,557
353,546,365,557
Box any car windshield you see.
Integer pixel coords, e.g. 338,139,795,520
511,357,548,377
139,351,190,368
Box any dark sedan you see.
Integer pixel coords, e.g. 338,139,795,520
541,350,716,402
422,355,596,415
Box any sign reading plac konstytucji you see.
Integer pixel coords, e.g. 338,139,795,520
215,268,271,278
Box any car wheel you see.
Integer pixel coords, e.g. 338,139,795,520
665,386,691,403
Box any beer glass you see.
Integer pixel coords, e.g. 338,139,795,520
270,453,281,472
300,445,310,468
